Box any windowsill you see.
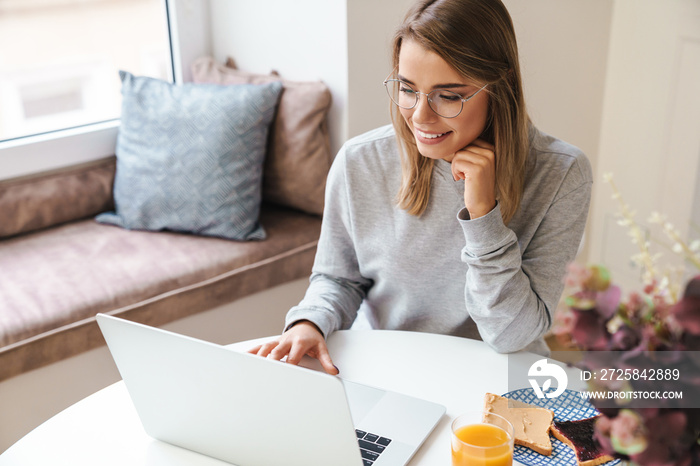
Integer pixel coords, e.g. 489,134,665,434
0,120,120,181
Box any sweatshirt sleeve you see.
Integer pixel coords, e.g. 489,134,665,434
458,161,592,353
284,147,373,338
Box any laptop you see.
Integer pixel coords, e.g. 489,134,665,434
96,314,445,466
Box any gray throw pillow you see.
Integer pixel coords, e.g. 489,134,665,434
96,71,282,240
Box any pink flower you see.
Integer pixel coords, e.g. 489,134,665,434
644,281,657,295
627,291,644,311
565,262,592,288
565,265,700,463
639,324,665,351
670,276,700,336
552,308,575,335
630,410,689,465
596,284,622,320
684,275,700,297
609,410,647,456
569,308,610,350
594,416,616,456
610,325,640,350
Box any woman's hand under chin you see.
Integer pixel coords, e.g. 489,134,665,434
450,138,497,219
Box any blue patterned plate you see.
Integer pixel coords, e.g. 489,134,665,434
501,388,620,466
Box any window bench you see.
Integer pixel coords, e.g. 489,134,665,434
0,157,322,382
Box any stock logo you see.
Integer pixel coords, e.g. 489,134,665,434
528,358,568,399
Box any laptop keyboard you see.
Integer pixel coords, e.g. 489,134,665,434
355,429,392,465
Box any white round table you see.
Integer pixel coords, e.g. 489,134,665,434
0,329,579,465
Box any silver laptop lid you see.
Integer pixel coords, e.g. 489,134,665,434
96,314,363,466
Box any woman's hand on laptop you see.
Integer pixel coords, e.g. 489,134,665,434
247,321,339,375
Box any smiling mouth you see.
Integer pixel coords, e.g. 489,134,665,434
415,129,449,139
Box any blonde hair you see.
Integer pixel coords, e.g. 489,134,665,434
392,0,530,224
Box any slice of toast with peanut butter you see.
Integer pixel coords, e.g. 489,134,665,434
483,393,554,456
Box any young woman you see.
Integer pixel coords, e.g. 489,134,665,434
251,0,591,374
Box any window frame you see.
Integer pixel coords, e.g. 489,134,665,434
0,0,182,181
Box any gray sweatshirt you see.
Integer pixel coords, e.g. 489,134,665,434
285,124,592,355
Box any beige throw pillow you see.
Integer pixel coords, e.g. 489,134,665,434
191,56,332,216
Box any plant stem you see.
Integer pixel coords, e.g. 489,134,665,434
606,177,658,283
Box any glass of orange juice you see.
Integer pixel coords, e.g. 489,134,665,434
451,411,514,466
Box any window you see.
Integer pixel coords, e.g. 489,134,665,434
0,0,172,143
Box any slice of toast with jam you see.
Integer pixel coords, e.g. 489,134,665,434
550,415,615,466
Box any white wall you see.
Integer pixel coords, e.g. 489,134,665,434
503,0,612,165
588,0,700,290
205,0,613,174
345,0,415,138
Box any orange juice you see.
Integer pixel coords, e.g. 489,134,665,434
452,423,513,466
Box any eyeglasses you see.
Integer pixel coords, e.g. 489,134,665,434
383,76,488,119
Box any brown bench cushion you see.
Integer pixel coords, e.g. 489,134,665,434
0,205,321,380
